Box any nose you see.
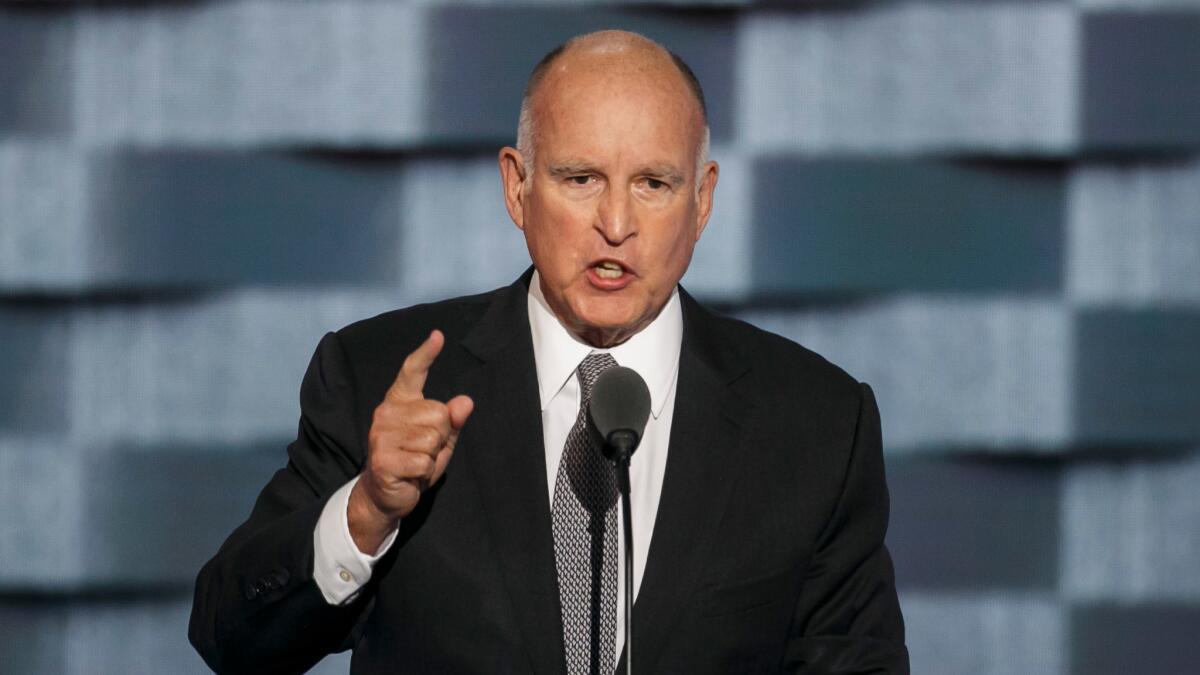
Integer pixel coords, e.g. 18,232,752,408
595,184,636,246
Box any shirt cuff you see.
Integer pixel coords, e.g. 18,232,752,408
312,475,400,605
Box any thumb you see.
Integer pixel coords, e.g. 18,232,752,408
446,395,474,431
431,396,472,488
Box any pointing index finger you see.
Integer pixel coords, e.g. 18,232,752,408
388,330,444,401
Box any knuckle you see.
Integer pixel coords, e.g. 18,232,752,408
434,403,453,427
403,453,434,478
416,454,435,476
410,402,450,435
372,402,396,426
413,399,444,424
367,426,384,451
417,426,443,450
367,452,391,479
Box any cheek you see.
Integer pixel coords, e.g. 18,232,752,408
526,210,589,276
659,220,699,270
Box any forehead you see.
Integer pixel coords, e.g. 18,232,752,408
532,52,703,163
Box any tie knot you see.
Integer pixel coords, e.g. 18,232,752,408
576,352,617,403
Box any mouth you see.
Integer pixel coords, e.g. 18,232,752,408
586,259,635,290
593,260,628,279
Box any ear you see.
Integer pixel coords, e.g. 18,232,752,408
693,160,719,241
498,147,528,230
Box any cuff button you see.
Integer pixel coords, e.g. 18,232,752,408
339,569,353,583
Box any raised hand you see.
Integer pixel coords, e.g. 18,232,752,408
347,330,473,554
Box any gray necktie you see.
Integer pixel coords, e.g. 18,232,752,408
552,352,619,675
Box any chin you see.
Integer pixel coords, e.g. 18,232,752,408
573,300,640,330
566,308,641,346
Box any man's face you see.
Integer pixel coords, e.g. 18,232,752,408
500,56,718,347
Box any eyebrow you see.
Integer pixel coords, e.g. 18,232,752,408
547,162,600,178
638,164,686,188
547,161,686,187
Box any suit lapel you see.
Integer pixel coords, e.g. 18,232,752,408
457,273,567,675
619,289,751,672
454,278,749,674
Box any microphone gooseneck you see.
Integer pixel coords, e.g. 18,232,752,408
588,366,651,675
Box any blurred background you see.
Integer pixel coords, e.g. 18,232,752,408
2,0,1199,673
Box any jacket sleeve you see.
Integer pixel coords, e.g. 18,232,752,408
783,383,910,674
189,331,375,674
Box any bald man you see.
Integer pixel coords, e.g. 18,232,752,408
190,31,908,674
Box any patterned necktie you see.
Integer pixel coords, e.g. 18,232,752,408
552,352,619,675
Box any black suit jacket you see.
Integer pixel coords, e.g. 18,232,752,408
189,272,908,674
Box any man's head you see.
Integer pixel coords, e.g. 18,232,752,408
499,30,719,348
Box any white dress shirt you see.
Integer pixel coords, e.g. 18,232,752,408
314,271,683,659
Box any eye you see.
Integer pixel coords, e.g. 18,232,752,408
645,178,667,190
568,175,593,186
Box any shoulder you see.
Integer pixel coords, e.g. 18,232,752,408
332,287,500,356
687,296,865,414
684,298,878,497
318,284,513,400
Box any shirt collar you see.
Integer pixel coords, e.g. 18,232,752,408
527,270,682,419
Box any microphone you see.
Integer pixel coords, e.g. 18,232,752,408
588,366,650,675
589,366,651,477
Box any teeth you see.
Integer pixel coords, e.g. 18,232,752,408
595,262,623,279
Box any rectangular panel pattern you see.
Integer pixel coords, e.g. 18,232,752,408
738,299,1072,451
2,1,1200,673
737,6,1079,153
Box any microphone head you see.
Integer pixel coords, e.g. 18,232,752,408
588,366,651,461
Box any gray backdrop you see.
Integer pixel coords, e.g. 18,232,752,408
2,1,1199,673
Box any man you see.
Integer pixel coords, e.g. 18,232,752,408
189,30,907,674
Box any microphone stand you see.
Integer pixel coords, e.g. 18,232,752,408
608,430,637,675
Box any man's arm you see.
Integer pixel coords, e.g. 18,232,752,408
189,327,473,673
188,331,376,674
782,383,909,674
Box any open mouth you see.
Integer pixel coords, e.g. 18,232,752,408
587,259,635,290
594,260,626,279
